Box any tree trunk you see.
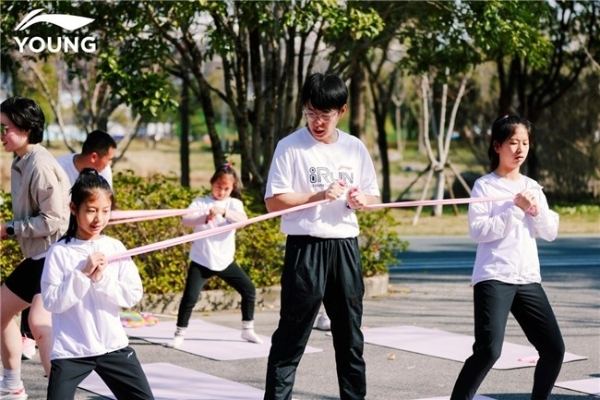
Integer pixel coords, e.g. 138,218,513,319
180,78,190,188
349,65,366,139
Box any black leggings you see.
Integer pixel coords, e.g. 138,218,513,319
176,261,256,327
47,347,154,400
451,281,565,400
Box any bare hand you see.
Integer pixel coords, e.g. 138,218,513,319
206,207,223,224
346,187,366,210
90,267,105,283
211,206,226,218
514,190,539,215
82,252,107,281
324,181,346,201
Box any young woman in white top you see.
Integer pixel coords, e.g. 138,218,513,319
168,163,262,348
450,115,564,400
41,169,154,400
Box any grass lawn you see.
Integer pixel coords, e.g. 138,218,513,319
389,208,599,236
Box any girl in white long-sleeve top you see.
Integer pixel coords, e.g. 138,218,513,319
41,168,154,400
450,115,565,400
167,163,262,349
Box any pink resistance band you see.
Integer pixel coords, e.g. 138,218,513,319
106,199,329,262
364,195,514,210
106,195,517,263
108,208,201,225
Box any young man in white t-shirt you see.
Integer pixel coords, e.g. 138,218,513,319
56,129,116,188
263,73,380,400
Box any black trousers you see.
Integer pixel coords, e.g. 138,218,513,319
46,347,154,400
176,260,256,327
451,281,565,400
264,236,366,400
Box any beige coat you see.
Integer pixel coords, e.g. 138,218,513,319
10,144,71,259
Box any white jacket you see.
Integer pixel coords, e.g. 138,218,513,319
469,173,559,285
41,235,143,360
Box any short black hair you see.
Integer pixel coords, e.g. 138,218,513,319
301,73,348,112
81,130,117,157
0,96,45,144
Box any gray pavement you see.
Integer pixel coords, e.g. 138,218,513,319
19,238,600,399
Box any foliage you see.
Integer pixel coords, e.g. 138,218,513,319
553,204,600,216
0,192,23,282
535,71,600,202
103,170,198,294
357,208,408,277
235,188,286,288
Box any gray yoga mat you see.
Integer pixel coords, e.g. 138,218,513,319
415,397,495,400
125,318,322,361
362,325,587,370
555,378,600,396
79,362,265,399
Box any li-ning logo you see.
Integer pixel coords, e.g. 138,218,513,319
13,9,97,54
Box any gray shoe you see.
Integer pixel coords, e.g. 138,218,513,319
315,313,331,331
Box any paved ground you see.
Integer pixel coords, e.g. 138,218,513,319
18,262,599,400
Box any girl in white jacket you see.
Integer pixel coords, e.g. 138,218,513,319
450,116,564,400
41,168,154,400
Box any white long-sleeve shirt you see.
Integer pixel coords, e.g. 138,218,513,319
41,235,143,360
182,196,246,271
469,172,559,285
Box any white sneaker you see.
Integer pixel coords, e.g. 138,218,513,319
0,380,28,400
165,334,185,349
315,313,331,331
241,321,263,344
21,337,36,360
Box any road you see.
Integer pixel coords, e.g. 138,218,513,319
390,234,600,272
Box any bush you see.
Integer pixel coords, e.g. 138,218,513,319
104,170,199,294
235,188,286,288
0,193,23,282
1,171,406,293
357,208,408,277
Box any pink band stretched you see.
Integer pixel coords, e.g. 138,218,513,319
106,199,329,262
106,195,515,262
108,209,198,225
364,195,514,210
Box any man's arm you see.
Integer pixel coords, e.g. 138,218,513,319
265,192,325,213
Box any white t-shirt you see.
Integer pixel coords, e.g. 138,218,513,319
185,196,246,271
41,235,143,360
265,127,380,238
469,172,559,285
56,154,113,188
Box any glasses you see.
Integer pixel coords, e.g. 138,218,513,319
303,109,339,122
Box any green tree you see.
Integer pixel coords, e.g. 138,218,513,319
0,1,174,161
